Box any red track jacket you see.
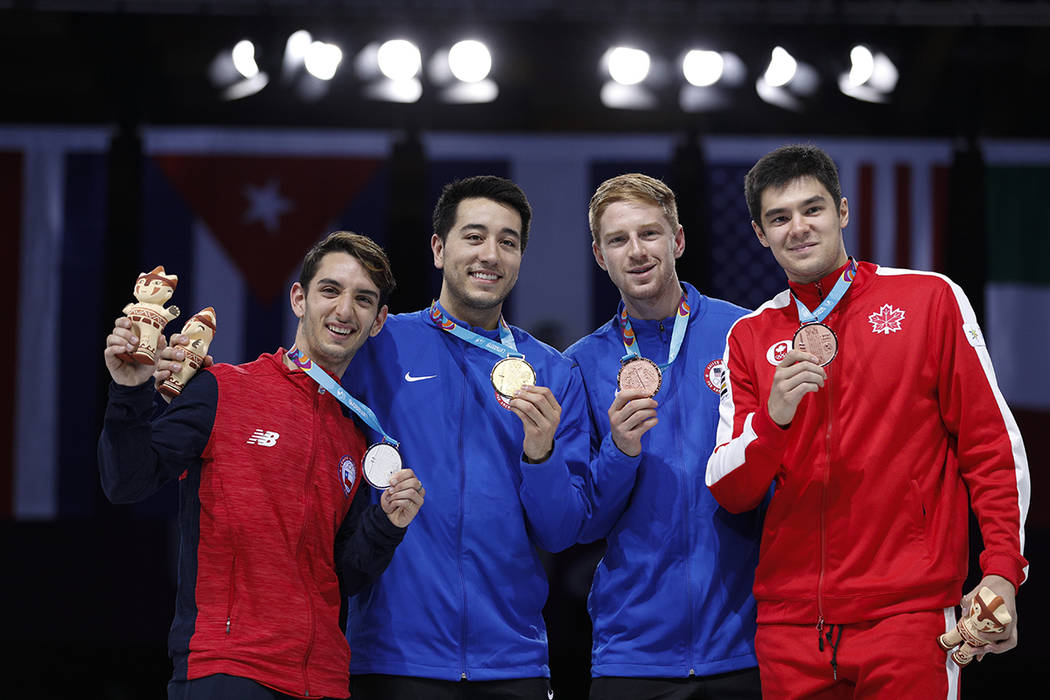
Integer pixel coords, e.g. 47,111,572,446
706,261,1029,625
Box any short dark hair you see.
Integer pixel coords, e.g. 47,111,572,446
298,231,396,306
745,144,842,230
432,175,533,252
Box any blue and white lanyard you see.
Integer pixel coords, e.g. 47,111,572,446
287,346,399,449
617,292,690,370
428,300,523,359
794,258,857,325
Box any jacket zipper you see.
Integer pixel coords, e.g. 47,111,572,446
817,337,834,638
225,554,237,636
296,385,323,697
458,372,469,680
675,385,696,675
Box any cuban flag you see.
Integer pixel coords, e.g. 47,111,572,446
142,129,396,368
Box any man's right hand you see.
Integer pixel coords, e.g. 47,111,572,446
767,349,826,427
153,334,214,401
104,317,157,387
608,387,659,457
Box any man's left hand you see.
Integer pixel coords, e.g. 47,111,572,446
509,385,561,463
381,468,424,528
961,574,1019,659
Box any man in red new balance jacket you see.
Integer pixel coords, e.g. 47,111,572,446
705,145,1029,699
99,232,424,699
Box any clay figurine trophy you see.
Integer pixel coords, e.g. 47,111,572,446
937,586,1012,666
117,266,180,365
159,307,217,398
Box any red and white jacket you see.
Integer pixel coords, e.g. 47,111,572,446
706,260,1029,625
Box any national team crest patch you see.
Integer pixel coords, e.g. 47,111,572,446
766,340,792,366
704,359,725,394
962,322,986,347
869,304,906,334
339,455,357,497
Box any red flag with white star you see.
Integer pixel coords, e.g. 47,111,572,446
154,155,383,303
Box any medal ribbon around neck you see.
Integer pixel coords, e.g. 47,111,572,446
793,258,857,325
618,292,690,370
287,346,400,449
428,300,523,359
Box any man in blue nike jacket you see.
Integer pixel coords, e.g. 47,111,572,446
343,176,592,700
565,173,764,700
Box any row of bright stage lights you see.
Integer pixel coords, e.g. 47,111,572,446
210,31,497,104
210,31,898,112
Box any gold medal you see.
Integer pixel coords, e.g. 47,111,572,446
793,322,838,367
617,356,663,397
490,357,537,399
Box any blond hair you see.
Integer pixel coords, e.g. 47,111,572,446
588,173,679,243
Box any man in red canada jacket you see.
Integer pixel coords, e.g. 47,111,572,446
99,232,424,699
705,145,1029,699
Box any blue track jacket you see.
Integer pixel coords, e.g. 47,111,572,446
342,304,592,681
565,283,763,678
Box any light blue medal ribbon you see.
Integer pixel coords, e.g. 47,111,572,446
428,300,523,359
429,301,534,407
791,259,856,367
617,292,691,370
286,346,400,449
793,258,857,325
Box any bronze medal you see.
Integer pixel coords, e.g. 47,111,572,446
793,322,838,367
363,442,403,489
490,357,537,399
617,356,663,397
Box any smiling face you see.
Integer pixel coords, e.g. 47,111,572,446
134,274,176,304
593,199,684,319
290,251,387,376
432,196,523,330
752,175,850,283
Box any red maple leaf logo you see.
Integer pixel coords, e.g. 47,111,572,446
869,304,906,334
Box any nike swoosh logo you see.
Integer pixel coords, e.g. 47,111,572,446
404,372,438,383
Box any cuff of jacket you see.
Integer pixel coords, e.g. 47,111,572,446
980,550,1030,592
106,379,160,420
364,503,409,543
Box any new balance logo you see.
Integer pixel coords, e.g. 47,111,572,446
246,429,280,447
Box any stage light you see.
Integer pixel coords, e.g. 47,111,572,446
764,46,797,88
848,45,875,86
377,39,422,81
427,39,498,104
682,50,723,87
839,45,898,102
448,40,492,83
232,40,259,79
304,41,343,81
756,46,819,111
282,30,312,80
208,39,269,100
606,47,651,86
678,50,747,113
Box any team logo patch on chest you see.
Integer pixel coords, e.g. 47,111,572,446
703,359,725,394
339,455,357,497
869,304,906,334
766,340,792,366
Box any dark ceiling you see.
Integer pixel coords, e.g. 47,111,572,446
2,1,1049,137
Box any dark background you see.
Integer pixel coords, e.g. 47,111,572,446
1,1,1046,697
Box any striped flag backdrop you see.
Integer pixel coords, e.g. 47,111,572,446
704,138,954,310
983,141,1050,527
3,127,112,520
